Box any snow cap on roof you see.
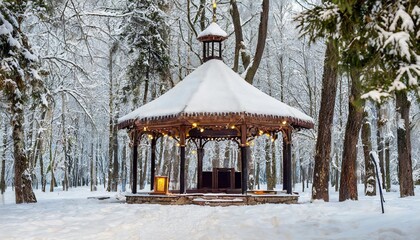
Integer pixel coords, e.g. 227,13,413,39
197,22,228,41
118,59,314,128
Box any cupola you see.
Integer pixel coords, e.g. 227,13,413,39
197,1,228,62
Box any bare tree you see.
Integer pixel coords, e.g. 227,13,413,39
0,120,7,194
230,0,269,85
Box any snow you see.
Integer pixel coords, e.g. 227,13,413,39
40,93,49,107
390,77,407,91
119,59,313,126
396,64,420,87
383,31,411,61
390,8,414,32
7,35,20,47
0,14,13,35
197,22,228,38
1,185,419,239
361,90,390,103
319,3,339,22
23,49,38,61
397,118,406,130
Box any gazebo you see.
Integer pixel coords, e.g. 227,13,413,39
118,19,314,197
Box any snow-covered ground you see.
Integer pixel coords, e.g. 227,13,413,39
1,185,419,240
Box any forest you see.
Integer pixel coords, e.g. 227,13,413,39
0,0,419,204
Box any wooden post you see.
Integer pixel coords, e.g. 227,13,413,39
282,129,292,194
197,140,204,189
240,124,248,194
132,132,138,194
202,42,206,61
282,134,287,191
241,146,248,194
150,137,156,191
180,126,186,194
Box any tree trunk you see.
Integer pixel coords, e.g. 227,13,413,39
107,41,118,192
121,138,127,192
1,122,7,194
111,117,119,192
230,0,251,72
334,75,344,193
376,104,386,190
171,142,179,190
159,138,166,175
292,151,297,187
49,129,55,192
129,140,133,191
40,150,45,192
311,40,339,202
271,141,277,189
301,165,305,192
256,161,260,189
212,142,220,168
395,91,414,197
66,138,73,189
90,142,97,191
247,147,254,190
339,73,364,202
223,142,230,168
61,93,69,191
12,88,37,203
334,154,339,192
140,146,148,190
265,139,273,190
244,0,269,84
385,137,391,192
199,0,206,31
107,123,114,192
362,111,376,196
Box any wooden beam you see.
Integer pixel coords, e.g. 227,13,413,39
197,146,204,189
180,146,186,194
240,124,248,194
132,132,138,194
150,137,157,191
180,126,186,194
189,128,239,138
282,129,292,194
123,113,313,131
241,146,248,194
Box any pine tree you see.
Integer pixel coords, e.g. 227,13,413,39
0,0,48,203
296,1,419,100
296,0,418,200
121,0,170,105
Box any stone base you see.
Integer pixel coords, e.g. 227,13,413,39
126,193,298,206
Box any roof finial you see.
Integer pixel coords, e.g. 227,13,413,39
212,0,217,22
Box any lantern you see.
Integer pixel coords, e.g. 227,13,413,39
153,176,169,194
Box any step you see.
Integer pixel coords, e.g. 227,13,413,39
192,197,244,206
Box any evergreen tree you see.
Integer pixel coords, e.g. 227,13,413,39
296,0,419,100
121,0,170,105
296,0,418,199
0,0,48,203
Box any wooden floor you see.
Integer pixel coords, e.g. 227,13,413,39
126,191,298,206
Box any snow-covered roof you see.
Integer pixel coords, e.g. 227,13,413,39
118,59,314,128
197,22,228,39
